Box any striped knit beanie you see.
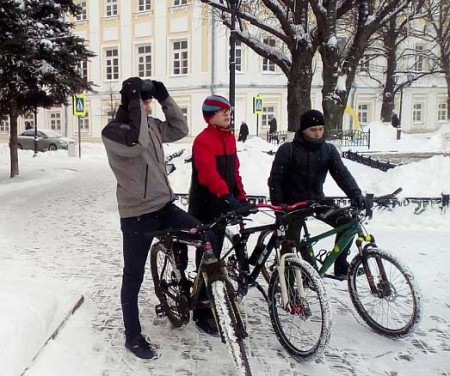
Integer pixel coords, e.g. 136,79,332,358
202,95,230,123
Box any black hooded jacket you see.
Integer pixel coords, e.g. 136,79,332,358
268,133,361,205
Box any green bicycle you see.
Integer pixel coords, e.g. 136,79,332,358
260,188,422,337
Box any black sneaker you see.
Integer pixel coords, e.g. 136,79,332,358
334,261,350,279
125,334,160,359
193,308,219,336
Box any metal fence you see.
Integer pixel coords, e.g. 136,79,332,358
342,150,401,171
174,193,449,214
266,131,288,145
328,129,371,148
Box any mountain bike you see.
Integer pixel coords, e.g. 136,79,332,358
259,188,422,338
148,217,252,375
223,202,331,361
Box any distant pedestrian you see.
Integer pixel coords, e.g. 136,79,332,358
391,112,400,128
25,122,32,130
238,121,249,142
268,116,278,144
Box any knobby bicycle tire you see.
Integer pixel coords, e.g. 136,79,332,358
348,247,422,337
150,242,189,328
210,279,253,376
268,258,331,361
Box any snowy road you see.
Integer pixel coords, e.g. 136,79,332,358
1,146,449,376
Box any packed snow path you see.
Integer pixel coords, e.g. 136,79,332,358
1,149,449,376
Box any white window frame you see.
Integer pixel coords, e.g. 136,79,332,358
137,44,152,78
358,103,369,123
235,39,243,73
171,39,189,76
78,60,88,81
412,102,424,123
0,116,10,133
173,0,188,6
79,111,90,132
76,1,87,21
358,55,370,73
262,37,276,73
414,43,425,72
49,112,61,131
262,105,276,128
138,0,151,12
105,0,118,17
105,48,119,81
437,101,447,122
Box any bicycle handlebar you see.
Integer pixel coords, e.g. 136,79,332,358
256,201,310,212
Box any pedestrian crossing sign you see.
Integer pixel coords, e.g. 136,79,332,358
73,94,87,116
253,95,263,114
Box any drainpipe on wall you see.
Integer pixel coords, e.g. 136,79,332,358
209,8,215,95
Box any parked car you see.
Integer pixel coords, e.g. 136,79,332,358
17,129,75,151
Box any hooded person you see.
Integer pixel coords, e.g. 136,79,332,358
101,77,214,359
188,95,247,334
268,109,366,277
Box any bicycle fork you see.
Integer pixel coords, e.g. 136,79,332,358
277,253,308,315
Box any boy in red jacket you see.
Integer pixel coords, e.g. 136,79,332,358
188,95,246,334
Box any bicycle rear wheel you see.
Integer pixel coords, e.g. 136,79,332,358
150,242,189,327
209,279,252,376
348,247,422,337
268,258,331,361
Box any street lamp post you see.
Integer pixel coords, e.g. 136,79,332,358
397,73,414,141
227,0,240,133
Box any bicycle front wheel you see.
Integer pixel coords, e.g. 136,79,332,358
268,258,331,361
348,247,422,337
210,279,252,376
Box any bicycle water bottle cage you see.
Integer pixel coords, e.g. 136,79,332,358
317,249,328,264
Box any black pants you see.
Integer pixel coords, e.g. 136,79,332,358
285,207,352,268
120,203,214,341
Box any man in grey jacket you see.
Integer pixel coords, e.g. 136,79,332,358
102,77,204,359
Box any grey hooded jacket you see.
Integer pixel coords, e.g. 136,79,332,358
102,96,188,218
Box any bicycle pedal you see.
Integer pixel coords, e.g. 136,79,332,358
155,304,167,318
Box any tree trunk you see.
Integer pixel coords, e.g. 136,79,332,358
444,58,450,121
287,54,314,132
380,25,398,122
9,103,19,178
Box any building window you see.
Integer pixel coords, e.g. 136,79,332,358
358,104,369,123
414,44,424,72
235,39,242,72
358,55,370,72
105,48,119,80
137,45,152,78
78,60,88,81
49,112,61,131
0,117,10,133
76,1,87,21
172,40,188,75
262,106,276,127
138,0,151,12
262,38,276,72
412,103,423,122
105,0,118,17
24,113,35,129
79,111,90,131
173,0,188,6
438,101,447,122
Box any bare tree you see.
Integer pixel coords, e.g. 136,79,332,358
425,0,450,120
311,0,424,133
201,0,321,131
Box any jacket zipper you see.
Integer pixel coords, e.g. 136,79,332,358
143,164,148,198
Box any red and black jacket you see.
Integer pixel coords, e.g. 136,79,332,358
188,124,246,223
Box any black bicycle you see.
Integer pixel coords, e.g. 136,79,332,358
149,210,252,375
222,202,331,361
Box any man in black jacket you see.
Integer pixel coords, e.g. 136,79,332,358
268,109,365,277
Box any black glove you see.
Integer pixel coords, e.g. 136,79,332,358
152,80,169,102
221,193,243,212
120,77,142,107
351,194,366,211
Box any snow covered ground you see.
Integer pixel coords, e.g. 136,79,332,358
1,123,449,376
